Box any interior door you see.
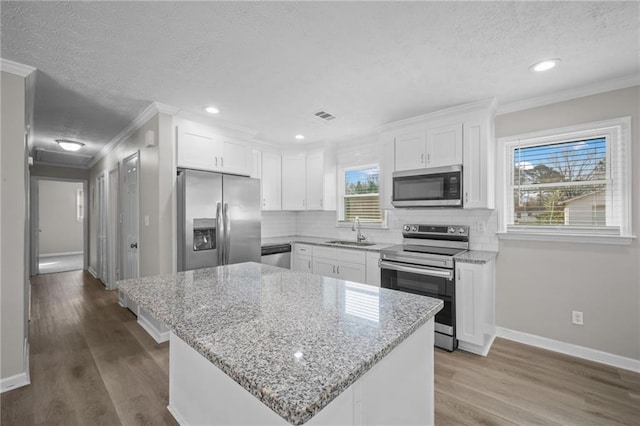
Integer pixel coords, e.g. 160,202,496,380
123,152,139,279
96,172,107,283
107,166,120,289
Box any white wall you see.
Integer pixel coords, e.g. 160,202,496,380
0,70,29,385
495,86,640,361
38,180,83,255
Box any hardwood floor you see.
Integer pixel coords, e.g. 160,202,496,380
2,270,639,425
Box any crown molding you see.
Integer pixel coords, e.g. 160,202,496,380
0,58,36,77
88,101,179,168
175,109,259,140
497,74,640,116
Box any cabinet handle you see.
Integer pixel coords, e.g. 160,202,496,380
421,153,424,163
457,269,460,280
215,156,218,167
308,260,311,269
465,192,469,203
337,266,340,274
333,265,336,274
221,157,224,168
302,199,305,208
320,199,323,208
263,198,266,207
427,153,430,163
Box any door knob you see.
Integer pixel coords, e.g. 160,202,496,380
130,243,138,249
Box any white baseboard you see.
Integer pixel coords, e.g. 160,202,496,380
39,251,83,258
138,312,170,344
496,327,640,373
458,333,496,357
167,405,187,425
87,267,98,278
1,340,30,393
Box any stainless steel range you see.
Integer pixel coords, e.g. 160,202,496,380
379,224,469,351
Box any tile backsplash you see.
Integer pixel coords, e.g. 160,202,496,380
262,209,499,252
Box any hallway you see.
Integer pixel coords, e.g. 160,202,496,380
0,271,177,425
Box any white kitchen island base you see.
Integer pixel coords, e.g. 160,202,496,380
167,319,435,426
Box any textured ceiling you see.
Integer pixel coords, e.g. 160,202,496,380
1,1,639,167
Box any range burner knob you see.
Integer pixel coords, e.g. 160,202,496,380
403,225,410,232
411,226,418,232
458,227,466,234
448,227,455,234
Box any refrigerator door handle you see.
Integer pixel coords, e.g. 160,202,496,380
216,202,223,265
223,203,230,265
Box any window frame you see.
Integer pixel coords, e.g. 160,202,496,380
496,117,633,245
337,163,387,229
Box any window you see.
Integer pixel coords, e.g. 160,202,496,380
498,117,632,243
338,164,384,225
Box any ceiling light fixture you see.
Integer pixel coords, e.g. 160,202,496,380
530,58,561,72
56,139,85,152
204,106,219,114
295,134,305,140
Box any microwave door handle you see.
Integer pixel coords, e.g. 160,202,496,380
379,260,454,280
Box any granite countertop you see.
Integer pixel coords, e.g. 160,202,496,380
454,250,498,264
118,262,442,425
262,235,396,252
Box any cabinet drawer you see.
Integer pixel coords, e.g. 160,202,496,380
335,248,366,265
294,244,313,256
312,245,335,259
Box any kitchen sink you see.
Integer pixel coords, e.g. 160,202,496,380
325,240,376,247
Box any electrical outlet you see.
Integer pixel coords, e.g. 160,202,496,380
572,310,584,326
477,221,486,232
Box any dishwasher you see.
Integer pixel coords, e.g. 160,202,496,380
260,243,291,269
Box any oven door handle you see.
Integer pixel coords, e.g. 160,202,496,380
379,260,454,280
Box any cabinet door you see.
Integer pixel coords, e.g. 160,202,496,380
294,254,312,273
221,140,250,176
313,258,337,278
261,152,282,210
365,252,381,287
456,263,484,346
282,154,306,210
177,128,220,171
426,122,463,168
378,132,395,210
306,152,324,210
336,261,366,284
463,121,493,209
394,128,425,171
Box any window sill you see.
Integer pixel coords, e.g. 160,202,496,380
336,221,389,230
497,231,635,245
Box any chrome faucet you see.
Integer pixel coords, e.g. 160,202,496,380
352,216,366,243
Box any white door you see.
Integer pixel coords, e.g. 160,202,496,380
221,139,250,175
281,154,306,210
123,153,140,279
96,172,107,283
261,152,282,210
394,128,425,171
425,122,463,167
107,166,120,289
305,152,324,210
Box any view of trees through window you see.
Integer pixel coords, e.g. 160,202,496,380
512,137,607,227
344,166,382,222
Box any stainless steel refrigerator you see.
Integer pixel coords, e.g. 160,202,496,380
177,168,261,272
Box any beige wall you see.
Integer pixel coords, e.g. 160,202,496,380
0,71,29,381
38,180,84,255
89,112,174,278
495,86,640,360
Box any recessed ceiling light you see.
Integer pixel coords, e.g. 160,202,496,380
530,58,561,72
204,106,219,114
56,139,84,151
295,134,305,140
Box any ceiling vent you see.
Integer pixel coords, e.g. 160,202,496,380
313,110,336,121
34,148,94,168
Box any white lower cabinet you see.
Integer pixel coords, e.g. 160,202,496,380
455,259,495,356
312,246,366,284
365,252,381,287
292,244,313,273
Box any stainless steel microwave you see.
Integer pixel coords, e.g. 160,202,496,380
392,165,462,207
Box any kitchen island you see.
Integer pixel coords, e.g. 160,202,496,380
118,262,443,425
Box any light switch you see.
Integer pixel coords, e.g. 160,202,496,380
144,215,150,226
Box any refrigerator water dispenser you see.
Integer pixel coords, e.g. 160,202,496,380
193,218,216,251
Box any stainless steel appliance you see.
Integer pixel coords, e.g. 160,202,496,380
379,224,469,351
261,243,291,269
177,168,261,271
392,165,463,207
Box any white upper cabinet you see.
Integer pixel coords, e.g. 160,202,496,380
425,122,463,168
176,124,250,176
305,151,324,210
394,127,425,171
282,154,306,210
261,152,282,210
463,116,494,209
378,132,395,210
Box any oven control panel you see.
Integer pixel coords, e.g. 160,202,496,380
402,224,469,239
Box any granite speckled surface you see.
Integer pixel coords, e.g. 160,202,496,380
454,250,497,264
262,235,395,252
118,262,442,425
